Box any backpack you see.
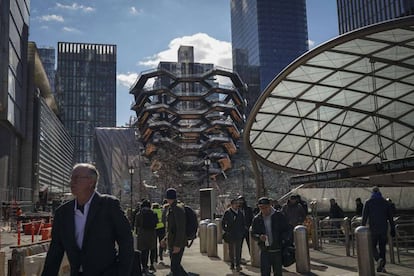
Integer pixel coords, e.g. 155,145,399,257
184,205,198,247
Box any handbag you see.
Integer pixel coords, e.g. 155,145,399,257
281,245,296,267
222,232,231,243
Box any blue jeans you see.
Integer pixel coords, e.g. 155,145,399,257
169,247,188,275
260,249,282,276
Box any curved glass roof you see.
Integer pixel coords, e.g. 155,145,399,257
246,17,414,173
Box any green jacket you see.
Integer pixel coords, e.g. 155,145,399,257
166,200,187,248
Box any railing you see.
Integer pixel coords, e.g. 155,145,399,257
394,220,414,263
314,217,351,256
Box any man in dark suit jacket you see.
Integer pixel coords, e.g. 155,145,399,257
42,163,134,276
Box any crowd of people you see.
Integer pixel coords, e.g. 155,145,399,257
39,162,400,276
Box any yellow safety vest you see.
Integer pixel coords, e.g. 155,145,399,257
153,208,164,229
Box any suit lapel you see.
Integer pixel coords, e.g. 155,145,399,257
66,200,79,251
82,192,101,246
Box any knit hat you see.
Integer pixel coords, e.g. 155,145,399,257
165,188,177,200
372,186,380,193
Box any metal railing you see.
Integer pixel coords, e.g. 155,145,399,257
315,217,351,256
394,220,414,263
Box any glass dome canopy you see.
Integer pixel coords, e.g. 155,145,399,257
246,16,414,173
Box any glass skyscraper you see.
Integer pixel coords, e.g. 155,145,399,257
56,42,116,163
38,47,56,94
230,0,308,114
0,0,30,201
337,0,414,34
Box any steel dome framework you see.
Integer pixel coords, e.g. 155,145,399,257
245,17,414,174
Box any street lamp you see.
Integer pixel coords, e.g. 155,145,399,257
204,158,211,188
241,165,246,195
128,166,135,209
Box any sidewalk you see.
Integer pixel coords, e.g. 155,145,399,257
1,228,413,276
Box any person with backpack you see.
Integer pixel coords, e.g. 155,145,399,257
251,197,293,276
161,188,188,276
135,199,158,274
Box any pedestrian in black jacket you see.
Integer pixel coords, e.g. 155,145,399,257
251,197,292,276
362,187,395,273
222,198,245,272
237,195,254,252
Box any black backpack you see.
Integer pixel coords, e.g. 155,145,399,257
184,205,198,247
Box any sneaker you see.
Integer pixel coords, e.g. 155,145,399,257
230,263,235,270
236,266,242,272
149,264,156,272
376,258,385,272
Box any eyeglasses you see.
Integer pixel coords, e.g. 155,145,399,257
70,175,91,181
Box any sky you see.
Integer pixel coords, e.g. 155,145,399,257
29,0,339,126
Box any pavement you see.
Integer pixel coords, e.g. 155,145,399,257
1,226,413,276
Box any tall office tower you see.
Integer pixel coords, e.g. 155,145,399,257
337,0,414,34
0,0,30,201
56,42,117,163
38,47,56,94
230,0,308,115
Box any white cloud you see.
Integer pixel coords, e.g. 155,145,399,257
308,39,315,48
62,26,81,33
117,73,139,88
129,7,142,15
39,14,64,22
138,33,232,69
56,3,95,13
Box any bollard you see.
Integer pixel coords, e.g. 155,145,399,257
207,223,218,257
199,220,209,253
294,225,311,274
249,227,260,267
223,240,230,262
215,218,223,244
343,217,351,256
355,226,374,276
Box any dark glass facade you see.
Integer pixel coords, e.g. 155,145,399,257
56,42,117,163
231,0,308,114
337,0,414,34
0,0,30,201
38,47,56,94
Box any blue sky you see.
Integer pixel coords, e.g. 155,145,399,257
29,0,339,126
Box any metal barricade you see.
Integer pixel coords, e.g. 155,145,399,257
215,217,223,244
317,217,351,256
207,223,218,257
249,227,260,267
294,225,310,273
394,222,414,263
199,220,209,253
355,226,375,276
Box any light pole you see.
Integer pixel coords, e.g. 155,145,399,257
128,166,135,209
204,158,211,188
241,165,245,195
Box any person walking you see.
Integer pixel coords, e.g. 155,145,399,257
41,163,134,276
237,195,254,253
161,188,188,276
362,187,396,273
251,197,292,276
149,202,166,265
222,198,245,272
135,199,158,274
281,195,306,228
355,197,363,217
